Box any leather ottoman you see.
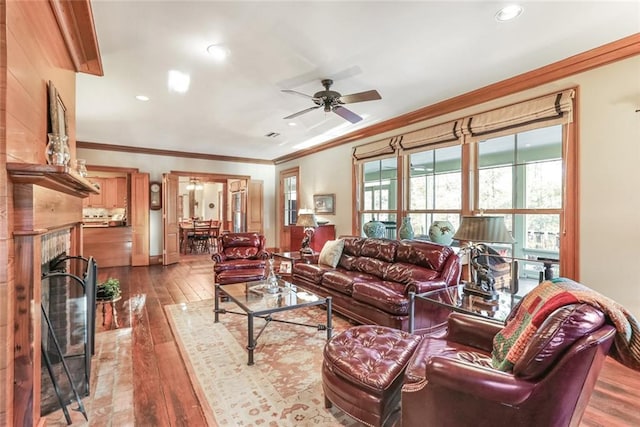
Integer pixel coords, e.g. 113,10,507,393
323,325,422,427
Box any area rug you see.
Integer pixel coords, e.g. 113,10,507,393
165,299,361,426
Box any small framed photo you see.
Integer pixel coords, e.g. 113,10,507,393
313,194,335,214
279,261,292,274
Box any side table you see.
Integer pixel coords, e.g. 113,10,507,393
409,284,520,334
272,251,319,279
96,295,122,329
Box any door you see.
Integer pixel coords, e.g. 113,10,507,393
130,172,150,266
247,179,264,233
163,173,180,265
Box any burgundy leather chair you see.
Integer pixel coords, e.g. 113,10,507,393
401,303,616,427
212,233,270,284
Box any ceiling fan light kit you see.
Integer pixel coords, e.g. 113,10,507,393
282,79,381,124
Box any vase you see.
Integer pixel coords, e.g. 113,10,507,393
265,258,279,293
45,133,70,166
76,159,88,177
363,219,385,238
428,220,455,245
398,216,414,240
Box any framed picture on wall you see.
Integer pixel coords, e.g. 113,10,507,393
313,194,335,214
48,80,68,139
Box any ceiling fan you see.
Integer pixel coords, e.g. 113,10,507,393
282,79,381,124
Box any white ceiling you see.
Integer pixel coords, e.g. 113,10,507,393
76,1,640,162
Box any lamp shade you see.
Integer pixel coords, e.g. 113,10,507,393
296,213,318,228
453,216,515,244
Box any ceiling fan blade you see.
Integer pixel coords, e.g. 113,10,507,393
281,89,315,99
333,106,363,123
283,105,321,120
339,89,381,104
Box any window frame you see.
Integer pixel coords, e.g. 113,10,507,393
353,95,578,280
279,167,299,229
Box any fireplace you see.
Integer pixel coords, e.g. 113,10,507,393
9,163,100,425
39,229,97,419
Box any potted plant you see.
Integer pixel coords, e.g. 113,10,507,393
97,277,121,299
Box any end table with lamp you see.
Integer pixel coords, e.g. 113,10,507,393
290,215,336,253
295,211,318,254
408,285,521,334
452,215,516,300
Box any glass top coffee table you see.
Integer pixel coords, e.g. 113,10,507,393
409,284,521,334
214,279,333,365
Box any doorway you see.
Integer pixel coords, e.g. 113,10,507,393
163,171,254,265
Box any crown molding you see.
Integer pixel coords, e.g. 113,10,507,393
76,141,275,166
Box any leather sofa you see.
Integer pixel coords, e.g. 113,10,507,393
401,304,616,427
291,237,461,332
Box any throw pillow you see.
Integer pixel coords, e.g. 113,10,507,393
318,239,345,268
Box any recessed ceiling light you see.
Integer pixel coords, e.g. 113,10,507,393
206,44,230,61
135,95,150,101
495,5,523,22
168,70,190,93
288,122,297,127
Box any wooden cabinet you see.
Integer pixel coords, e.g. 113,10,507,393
83,177,127,208
104,177,127,208
83,226,132,267
85,177,105,207
104,179,116,207
290,224,336,252
117,177,127,207
229,179,247,192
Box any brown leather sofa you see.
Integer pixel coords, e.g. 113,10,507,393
212,233,270,285
292,237,461,332
401,304,616,427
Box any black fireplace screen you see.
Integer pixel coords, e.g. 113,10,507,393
40,253,97,421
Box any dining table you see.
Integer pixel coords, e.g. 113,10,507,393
179,221,220,254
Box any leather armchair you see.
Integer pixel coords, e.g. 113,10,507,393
401,303,616,427
212,233,270,284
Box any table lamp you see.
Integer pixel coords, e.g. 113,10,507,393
296,212,318,254
453,215,515,300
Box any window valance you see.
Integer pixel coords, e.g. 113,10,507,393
398,120,462,154
352,136,399,163
462,89,574,143
353,89,575,162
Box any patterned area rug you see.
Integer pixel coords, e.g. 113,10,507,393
165,299,362,426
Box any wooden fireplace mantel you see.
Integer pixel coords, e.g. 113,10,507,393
7,162,100,197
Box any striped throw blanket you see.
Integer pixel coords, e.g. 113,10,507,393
492,278,640,372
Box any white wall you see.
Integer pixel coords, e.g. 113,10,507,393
289,144,354,239
573,57,640,317
77,149,276,256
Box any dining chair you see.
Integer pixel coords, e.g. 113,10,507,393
190,219,213,253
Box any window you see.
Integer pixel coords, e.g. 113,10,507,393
407,145,462,237
477,125,563,261
353,89,577,279
361,157,398,237
280,168,299,227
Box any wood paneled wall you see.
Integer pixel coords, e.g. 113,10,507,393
6,0,76,165
2,0,82,424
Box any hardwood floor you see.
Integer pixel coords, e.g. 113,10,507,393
54,255,640,426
